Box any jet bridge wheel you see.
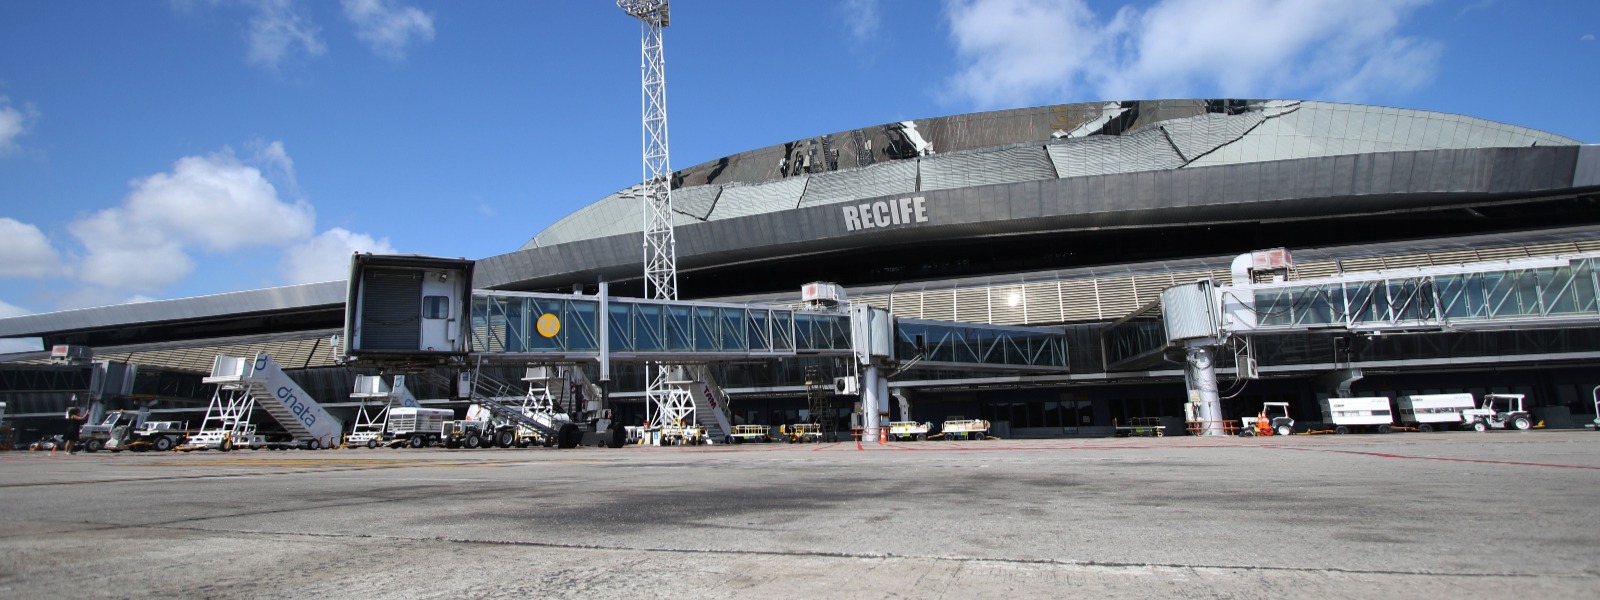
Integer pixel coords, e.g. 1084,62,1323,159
556,423,581,449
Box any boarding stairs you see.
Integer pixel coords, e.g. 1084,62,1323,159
198,353,343,448
668,365,734,442
466,370,561,439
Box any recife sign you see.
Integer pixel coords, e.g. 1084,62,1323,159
843,196,928,232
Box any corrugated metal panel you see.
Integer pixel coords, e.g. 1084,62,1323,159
955,288,989,323
889,292,922,319
1339,257,1387,273
914,290,949,321
1096,277,1138,317
798,160,918,208
1047,129,1184,178
921,146,1058,192
1290,261,1338,280
1425,250,1479,266
1162,283,1217,341
1381,254,1433,269
1523,242,1581,258
1061,281,1100,322
532,192,640,247
709,177,808,221
358,270,422,352
1131,273,1171,305
990,285,1026,325
1023,282,1061,324
1577,240,1600,253
854,294,889,309
1474,246,1528,261
673,185,722,220
1161,111,1267,161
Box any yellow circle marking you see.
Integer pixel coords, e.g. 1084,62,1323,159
536,313,561,338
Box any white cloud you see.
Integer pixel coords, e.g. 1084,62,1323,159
1584,34,1595,42
67,145,315,292
0,218,64,278
279,227,397,284
840,0,883,42
246,0,328,70
0,96,40,157
944,0,1440,108
342,0,434,61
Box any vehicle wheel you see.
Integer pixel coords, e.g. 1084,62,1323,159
541,435,555,448
410,435,427,449
497,430,516,447
1276,425,1293,437
557,423,581,449
154,436,175,452
606,424,627,449
308,439,321,450
1418,423,1433,433
1512,416,1532,431
85,439,103,453
1471,420,1488,432
463,433,482,449
1377,424,1392,435
1240,428,1255,437
366,439,378,449
916,433,927,441
730,436,741,445
220,439,233,452
1334,426,1349,435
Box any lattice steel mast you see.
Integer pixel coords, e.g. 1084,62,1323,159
618,0,690,433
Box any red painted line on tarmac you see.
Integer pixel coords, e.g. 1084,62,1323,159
1273,446,1600,470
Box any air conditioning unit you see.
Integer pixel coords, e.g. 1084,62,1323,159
834,376,859,395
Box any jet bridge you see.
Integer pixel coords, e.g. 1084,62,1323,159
1102,249,1600,434
342,254,1070,443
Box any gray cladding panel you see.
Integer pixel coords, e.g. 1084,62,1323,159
0,281,347,338
1577,145,1600,187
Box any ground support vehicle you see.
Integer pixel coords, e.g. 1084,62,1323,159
1238,402,1294,437
660,422,706,445
388,407,454,448
1462,393,1535,432
1115,416,1166,437
104,420,187,452
1395,394,1475,432
941,419,990,440
726,424,771,444
441,419,495,449
888,421,931,441
1313,397,1395,434
779,423,824,443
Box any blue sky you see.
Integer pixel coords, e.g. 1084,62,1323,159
0,0,1596,337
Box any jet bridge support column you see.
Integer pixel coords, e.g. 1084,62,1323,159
1183,343,1227,436
860,364,889,439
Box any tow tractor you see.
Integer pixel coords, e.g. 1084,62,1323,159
81,409,188,452
1462,393,1534,432
1238,402,1294,437
941,418,990,440
660,420,706,445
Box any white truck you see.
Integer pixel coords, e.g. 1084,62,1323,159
390,407,454,448
1395,394,1476,432
81,410,187,452
1318,396,1395,434
1461,393,1534,432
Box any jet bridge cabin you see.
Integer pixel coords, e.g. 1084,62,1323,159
344,254,474,360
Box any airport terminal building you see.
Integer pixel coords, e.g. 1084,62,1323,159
4,98,1599,442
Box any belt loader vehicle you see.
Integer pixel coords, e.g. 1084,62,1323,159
1461,393,1534,432
1395,394,1476,432
1317,396,1395,434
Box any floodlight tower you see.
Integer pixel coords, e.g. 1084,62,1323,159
619,0,691,433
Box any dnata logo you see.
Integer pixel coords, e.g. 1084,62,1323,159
843,196,928,232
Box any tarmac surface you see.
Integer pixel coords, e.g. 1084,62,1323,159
2,431,1599,599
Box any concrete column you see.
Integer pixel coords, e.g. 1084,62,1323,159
1184,344,1226,436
